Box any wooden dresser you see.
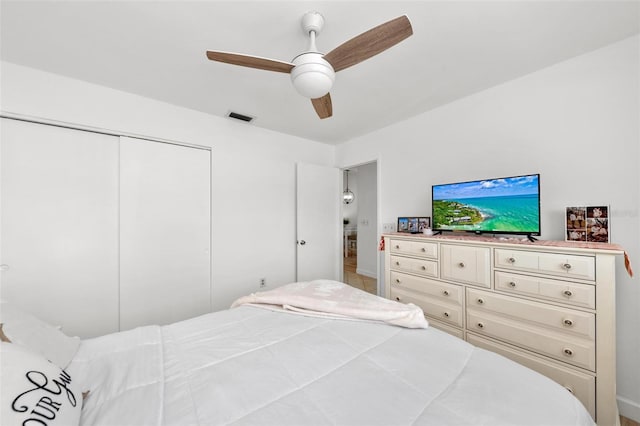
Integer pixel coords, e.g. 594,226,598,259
383,234,624,425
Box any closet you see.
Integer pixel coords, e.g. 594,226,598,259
0,118,211,337
119,137,211,330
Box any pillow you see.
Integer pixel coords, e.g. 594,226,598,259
0,300,80,369
0,342,82,426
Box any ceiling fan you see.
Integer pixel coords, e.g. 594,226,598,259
206,12,413,119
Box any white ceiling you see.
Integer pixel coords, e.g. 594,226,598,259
1,1,638,145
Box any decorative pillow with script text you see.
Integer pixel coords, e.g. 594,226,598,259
0,342,81,426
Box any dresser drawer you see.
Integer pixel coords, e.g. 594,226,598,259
441,244,490,288
390,239,438,259
495,271,595,309
390,271,463,305
467,334,595,419
494,249,595,281
467,310,595,371
467,288,594,340
390,255,438,278
391,286,463,327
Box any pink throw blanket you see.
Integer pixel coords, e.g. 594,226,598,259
231,280,429,329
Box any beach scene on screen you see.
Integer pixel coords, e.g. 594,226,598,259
433,175,540,233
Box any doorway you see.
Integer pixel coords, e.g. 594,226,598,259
341,162,378,295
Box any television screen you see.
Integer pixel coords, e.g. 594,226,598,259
432,174,540,236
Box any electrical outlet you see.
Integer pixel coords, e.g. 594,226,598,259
259,278,266,288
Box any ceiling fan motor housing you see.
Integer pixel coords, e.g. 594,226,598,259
290,52,335,99
301,11,325,35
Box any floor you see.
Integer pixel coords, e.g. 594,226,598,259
343,255,377,295
622,416,640,426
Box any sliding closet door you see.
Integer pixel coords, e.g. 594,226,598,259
119,137,211,330
0,118,119,337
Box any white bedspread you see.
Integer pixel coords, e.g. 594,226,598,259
69,306,594,426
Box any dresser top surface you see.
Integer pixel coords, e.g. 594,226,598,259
384,233,625,256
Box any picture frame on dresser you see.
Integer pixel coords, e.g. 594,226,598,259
398,217,430,234
566,205,610,243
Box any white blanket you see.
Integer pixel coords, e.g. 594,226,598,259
231,280,429,329
69,306,594,426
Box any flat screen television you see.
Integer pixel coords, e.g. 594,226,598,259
432,174,540,238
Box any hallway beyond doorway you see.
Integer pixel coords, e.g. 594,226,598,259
343,255,377,295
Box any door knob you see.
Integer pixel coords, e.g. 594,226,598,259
299,240,306,245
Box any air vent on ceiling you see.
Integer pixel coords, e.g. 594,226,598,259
227,111,255,123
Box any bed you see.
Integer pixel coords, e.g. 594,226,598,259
1,280,594,426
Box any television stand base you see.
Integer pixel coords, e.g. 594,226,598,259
526,234,538,242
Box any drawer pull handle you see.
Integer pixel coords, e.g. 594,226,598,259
421,266,427,270
395,297,401,302
395,261,400,266
458,262,465,268
563,319,574,327
564,386,574,394
443,312,450,318
562,263,572,270
563,290,573,297
563,348,574,357
508,257,516,263
421,247,427,252
477,322,484,329
477,298,484,305
443,290,450,296
395,245,400,249
508,281,516,288
395,279,401,284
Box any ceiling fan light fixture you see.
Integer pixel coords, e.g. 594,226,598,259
290,53,335,99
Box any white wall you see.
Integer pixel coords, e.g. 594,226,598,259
0,61,335,311
355,162,377,278
336,36,640,420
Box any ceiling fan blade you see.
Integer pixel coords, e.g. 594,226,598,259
323,15,413,72
311,93,333,119
206,50,294,73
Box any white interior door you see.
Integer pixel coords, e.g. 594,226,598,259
0,118,119,337
296,162,340,282
119,137,211,330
